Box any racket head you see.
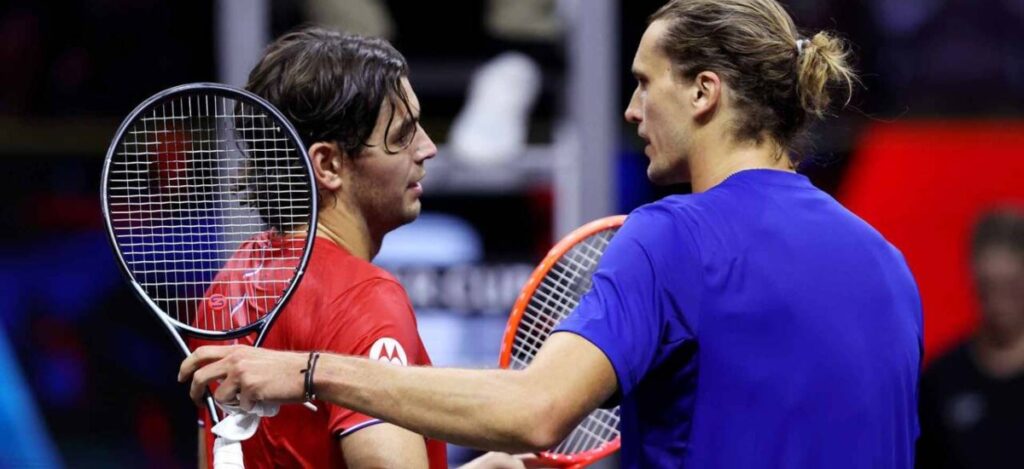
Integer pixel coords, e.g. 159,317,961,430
101,83,317,341
499,215,626,467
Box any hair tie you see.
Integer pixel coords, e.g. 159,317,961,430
796,39,810,56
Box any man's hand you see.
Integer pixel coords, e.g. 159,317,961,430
178,345,308,409
458,452,551,469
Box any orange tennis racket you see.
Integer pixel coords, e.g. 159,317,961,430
499,215,626,468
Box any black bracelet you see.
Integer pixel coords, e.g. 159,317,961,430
304,351,321,403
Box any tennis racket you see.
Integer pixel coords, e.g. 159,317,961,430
100,83,317,468
499,215,626,468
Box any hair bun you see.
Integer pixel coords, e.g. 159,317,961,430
796,31,857,118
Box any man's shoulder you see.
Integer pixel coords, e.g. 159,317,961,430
275,240,407,333
309,239,400,289
621,195,707,253
629,194,700,226
631,191,736,229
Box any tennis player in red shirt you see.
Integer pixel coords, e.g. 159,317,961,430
189,27,445,468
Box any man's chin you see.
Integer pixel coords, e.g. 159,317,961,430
647,165,690,186
402,202,422,224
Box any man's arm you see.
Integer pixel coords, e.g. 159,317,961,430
342,423,427,468
458,452,546,469
180,332,617,453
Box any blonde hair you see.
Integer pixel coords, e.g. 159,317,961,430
650,0,857,158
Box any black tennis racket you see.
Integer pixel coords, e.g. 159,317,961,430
100,83,317,466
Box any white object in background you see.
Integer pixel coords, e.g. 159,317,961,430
216,0,269,87
449,52,542,166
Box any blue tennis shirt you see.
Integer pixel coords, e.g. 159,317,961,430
555,169,922,468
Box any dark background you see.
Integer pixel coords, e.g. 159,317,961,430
1,0,1022,466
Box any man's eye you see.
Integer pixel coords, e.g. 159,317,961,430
396,125,417,148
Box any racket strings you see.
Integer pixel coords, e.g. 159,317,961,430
552,407,621,455
510,228,621,455
108,93,312,335
511,230,615,365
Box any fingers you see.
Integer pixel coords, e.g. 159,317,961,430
212,375,239,405
516,454,555,469
179,345,237,383
189,357,231,404
238,392,255,412
179,345,305,408
459,452,526,469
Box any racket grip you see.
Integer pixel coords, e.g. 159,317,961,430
213,436,244,468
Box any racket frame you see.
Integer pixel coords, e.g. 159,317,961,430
499,215,626,468
101,82,318,422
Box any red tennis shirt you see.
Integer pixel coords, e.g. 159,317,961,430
191,233,447,468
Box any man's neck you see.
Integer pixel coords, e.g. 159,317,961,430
687,137,793,193
315,208,381,261
973,327,1024,379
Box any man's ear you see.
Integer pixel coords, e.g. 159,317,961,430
691,70,721,121
308,142,344,191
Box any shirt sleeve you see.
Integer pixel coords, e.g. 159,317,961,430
315,278,425,437
555,204,700,401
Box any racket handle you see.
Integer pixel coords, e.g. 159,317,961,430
213,436,244,469
302,401,317,412
206,394,222,425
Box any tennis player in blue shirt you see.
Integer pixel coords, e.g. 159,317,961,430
180,0,923,467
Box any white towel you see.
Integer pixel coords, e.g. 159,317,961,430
211,402,280,469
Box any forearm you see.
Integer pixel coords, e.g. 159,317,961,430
314,354,558,452
180,336,615,452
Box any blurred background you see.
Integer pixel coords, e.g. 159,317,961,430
0,0,1022,467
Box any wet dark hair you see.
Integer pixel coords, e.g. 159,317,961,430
650,0,858,161
245,27,416,156
238,28,416,232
